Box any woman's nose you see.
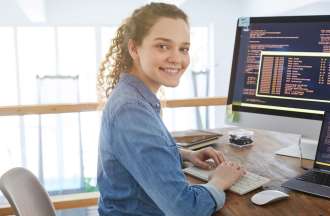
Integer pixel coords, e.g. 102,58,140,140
167,49,181,64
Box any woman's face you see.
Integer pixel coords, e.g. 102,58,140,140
129,17,190,93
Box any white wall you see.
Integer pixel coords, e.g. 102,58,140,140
0,0,30,24
0,0,146,25
46,0,145,25
240,0,321,16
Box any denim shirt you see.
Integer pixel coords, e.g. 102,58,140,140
97,73,225,216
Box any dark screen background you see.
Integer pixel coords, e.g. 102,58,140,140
229,16,330,119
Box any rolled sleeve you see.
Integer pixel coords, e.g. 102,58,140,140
201,183,226,211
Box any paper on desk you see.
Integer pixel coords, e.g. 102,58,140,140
275,144,316,160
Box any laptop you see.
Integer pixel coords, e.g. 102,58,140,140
282,111,330,198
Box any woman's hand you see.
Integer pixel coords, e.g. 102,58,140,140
209,161,245,190
182,147,225,170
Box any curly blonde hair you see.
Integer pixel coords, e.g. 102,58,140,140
97,2,188,101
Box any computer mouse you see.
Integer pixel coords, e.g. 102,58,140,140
251,190,289,205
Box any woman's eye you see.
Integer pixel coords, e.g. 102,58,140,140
181,47,190,54
158,44,169,50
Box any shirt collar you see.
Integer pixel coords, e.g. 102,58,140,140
120,73,161,111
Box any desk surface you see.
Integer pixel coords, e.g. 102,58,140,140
186,128,330,216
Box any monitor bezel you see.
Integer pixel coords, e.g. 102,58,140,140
227,15,330,121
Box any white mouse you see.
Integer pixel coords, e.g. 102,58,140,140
251,190,289,205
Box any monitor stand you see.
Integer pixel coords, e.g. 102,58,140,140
275,137,318,160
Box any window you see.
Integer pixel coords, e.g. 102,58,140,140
0,26,101,194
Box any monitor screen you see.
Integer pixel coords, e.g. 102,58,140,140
228,15,330,120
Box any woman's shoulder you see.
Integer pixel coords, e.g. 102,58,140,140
103,85,152,119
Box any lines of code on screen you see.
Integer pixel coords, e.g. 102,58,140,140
256,52,330,103
232,21,330,113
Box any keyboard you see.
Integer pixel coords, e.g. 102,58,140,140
183,166,270,195
297,170,330,187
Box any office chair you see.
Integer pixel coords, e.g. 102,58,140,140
0,167,56,216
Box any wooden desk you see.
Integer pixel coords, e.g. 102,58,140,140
186,128,330,216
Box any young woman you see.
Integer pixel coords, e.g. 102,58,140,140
97,2,245,216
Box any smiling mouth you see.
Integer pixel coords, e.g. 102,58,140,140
159,67,181,75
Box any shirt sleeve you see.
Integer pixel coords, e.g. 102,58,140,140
110,101,225,216
202,183,226,211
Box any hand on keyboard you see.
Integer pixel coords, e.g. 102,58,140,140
208,161,246,191
183,164,270,195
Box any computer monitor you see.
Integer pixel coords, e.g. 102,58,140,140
227,15,330,159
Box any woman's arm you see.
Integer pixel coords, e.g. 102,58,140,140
179,148,193,161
